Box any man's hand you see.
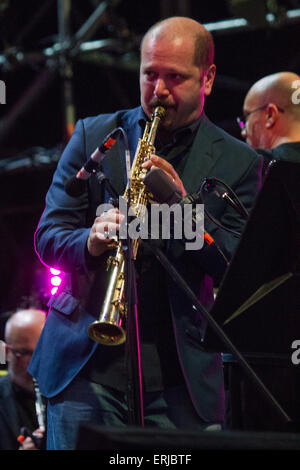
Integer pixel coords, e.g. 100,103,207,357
18,428,44,450
87,208,125,257
142,155,187,197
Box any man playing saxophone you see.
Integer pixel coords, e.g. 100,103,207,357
29,16,262,450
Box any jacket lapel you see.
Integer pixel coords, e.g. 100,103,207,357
100,107,143,196
101,109,225,198
181,113,225,194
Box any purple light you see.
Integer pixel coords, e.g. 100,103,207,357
50,268,61,275
48,267,64,296
50,276,62,287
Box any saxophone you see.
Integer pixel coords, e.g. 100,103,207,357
33,378,46,432
87,106,166,346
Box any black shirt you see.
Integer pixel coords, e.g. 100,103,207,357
11,382,38,432
257,142,300,175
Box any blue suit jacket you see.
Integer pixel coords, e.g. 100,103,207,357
28,107,262,423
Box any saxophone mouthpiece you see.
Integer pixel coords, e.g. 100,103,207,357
153,106,166,120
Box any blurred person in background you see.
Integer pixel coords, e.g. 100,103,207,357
238,72,300,173
0,308,46,450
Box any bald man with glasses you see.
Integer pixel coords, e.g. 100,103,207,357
238,72,300,173
0,309,46,450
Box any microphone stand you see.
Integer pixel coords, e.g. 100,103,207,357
96,171,144,426
141,238,292,427
123,221,144,426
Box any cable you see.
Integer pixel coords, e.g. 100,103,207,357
199,178,249,237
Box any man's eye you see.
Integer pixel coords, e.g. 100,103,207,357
144,71,156,80
169,74,184,81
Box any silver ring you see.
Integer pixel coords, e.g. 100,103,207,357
104,230,109,238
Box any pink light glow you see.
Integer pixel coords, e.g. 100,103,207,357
45,265,65,297
50,268,61,275
50,276,62,287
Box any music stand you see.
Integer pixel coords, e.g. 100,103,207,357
204,160,300,429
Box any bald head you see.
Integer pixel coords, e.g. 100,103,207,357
245,72,300,119
141,16,214,71
5,309,45,344
5,309,46,391
242,72,300,149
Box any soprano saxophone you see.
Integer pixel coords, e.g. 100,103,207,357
87,106,166,346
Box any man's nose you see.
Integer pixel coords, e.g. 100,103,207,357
154,78,169,97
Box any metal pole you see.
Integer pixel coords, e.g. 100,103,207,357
57,0,76,141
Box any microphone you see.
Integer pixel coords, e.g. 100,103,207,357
204,177,248,219
65,127,121,197
143,168,229,268
143,168,216,247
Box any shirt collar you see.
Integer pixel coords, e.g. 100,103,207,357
138,109,203,146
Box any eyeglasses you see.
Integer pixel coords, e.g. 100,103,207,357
236,104,284,130
6,345,34,358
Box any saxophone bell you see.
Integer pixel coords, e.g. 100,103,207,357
87,319,126,346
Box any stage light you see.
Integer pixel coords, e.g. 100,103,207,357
51,286,58,295
50,268,61,275
49,268,64,296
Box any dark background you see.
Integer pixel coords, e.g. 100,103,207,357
0,0,299,319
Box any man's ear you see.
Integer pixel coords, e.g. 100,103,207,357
265,103,279,128
204,64,216,96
